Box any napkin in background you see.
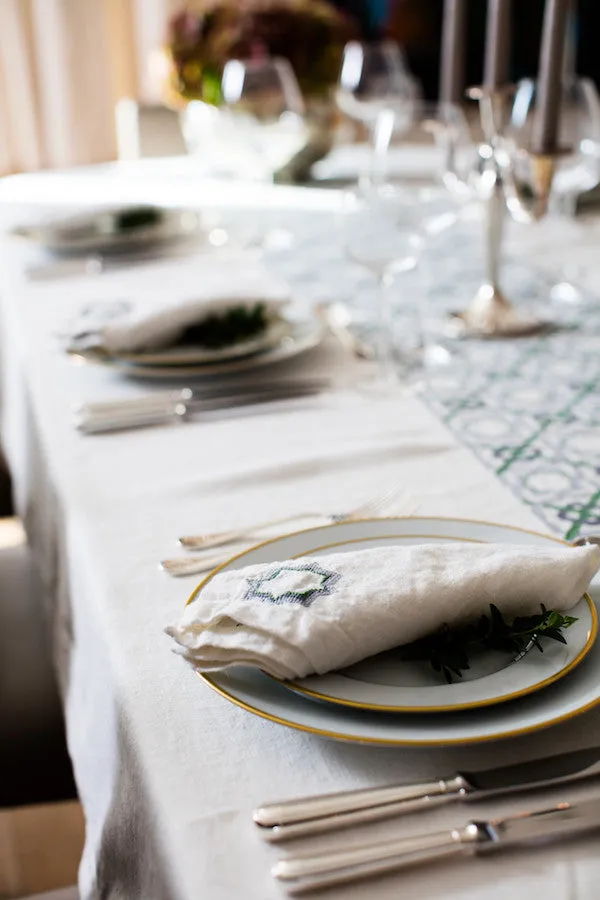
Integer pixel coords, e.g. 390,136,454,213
67,256,290,354
166,542,600,680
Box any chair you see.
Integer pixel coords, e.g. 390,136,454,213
0,798,83,898
115,97,187,159
0,517,82,898
0,519,76,807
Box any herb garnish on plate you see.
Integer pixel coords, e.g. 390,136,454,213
179,304,270,349
113,207,164,232
399,604,578,684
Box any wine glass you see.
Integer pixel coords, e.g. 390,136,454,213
340,103,471,386
220,57,308,179
371,100,476,193
339,187,422,386
336,41,419,130
183,57,308,182
508,78,600,213
505,77,600,302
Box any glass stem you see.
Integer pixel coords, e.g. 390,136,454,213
377,270,396,383
559,191,578,220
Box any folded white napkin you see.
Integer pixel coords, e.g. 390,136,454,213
70,261,290,354
166,542,600,680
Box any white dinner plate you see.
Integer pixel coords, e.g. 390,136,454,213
12,206,203,255
191,517,600,746
70,316,326,379
285,592,593,714
113,318,291,367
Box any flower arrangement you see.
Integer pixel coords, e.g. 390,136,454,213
162,0,358,107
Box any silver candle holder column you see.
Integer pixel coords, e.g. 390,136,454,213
452,86,550,338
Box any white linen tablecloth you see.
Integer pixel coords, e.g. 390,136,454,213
0,167,599,900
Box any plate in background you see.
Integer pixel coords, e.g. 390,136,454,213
12,206,203,255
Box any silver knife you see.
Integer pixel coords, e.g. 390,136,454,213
272,796,600,894
74,381,328,434
254,746,600,842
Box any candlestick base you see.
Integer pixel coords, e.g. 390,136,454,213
450,283,548,338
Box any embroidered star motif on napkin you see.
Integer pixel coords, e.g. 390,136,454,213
244,562,341,607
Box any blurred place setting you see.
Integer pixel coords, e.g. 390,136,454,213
3,2,600,900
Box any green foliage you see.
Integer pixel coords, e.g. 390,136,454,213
399,604,578,684
165,1,359,103
180,303,270,349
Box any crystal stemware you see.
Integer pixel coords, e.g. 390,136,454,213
339,102,471,386
183,57,308,182
336,40,419,130
221,57,308,179
371,100,475,193
505,77,600,303
339,186,422,387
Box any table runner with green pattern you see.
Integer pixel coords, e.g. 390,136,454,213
246,208,600,541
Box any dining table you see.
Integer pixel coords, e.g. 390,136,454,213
0,152,599,900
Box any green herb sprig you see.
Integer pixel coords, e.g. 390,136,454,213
399,604,578,684
179,304,269,349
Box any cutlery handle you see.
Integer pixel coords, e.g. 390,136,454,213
75,403,183,434
178,513,326,550
254,776,468,828
261,792,458,844
75,385,328,435
78,391,187,417
272,826,478,891
160,550,242,577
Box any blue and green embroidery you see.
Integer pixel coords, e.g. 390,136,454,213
244,562,341,607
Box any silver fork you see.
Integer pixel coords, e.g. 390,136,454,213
178,483,415,551
163,487,418,578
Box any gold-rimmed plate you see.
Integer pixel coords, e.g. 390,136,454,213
280,538,595,714
12,206,203,255
192,517,600,746
70,316,325,380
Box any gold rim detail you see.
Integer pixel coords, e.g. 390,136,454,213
187,516,600,745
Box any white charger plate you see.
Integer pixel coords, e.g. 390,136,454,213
281,549,594,714
192,517,600,746
71,317,325,379
113,318,291,367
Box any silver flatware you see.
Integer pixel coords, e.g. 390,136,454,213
272,796,600,893
75,380,329,435
160,546,252,578
77,378,327,416
255,746,600,843
178,483,415,551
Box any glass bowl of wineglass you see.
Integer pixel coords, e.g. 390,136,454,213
182,57,309,182
338,101,473,388
336,40,420,132
502,76,600,303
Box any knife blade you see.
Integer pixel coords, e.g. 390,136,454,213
272,796,600,893
254,746,600,842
